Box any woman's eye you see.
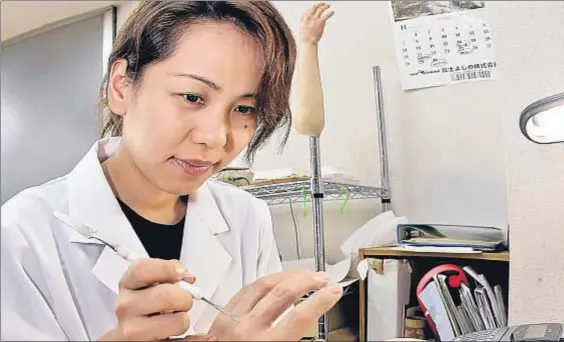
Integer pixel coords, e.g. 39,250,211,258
235,105,256,115
181,93,204,104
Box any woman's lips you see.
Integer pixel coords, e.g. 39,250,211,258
174,158,215,176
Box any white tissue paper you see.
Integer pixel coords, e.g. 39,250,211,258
343,211,408,280
341,211,408,257
283,211,408,283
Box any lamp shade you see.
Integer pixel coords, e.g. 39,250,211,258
519,92,564,144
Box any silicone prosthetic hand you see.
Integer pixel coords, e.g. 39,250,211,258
294,3,334,138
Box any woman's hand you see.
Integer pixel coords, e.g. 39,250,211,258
99,259,197,341
206,269,342,341
300,3,334,45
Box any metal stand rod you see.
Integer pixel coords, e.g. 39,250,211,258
372,66,392,213
309,136,328,340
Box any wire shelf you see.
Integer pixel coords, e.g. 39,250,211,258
242,180,387,205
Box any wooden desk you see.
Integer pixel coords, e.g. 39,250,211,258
358,247,510,341
361,247,509,262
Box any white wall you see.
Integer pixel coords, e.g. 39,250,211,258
491,2,564,325
116,1,137,30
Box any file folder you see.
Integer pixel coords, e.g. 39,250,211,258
396,224,506,251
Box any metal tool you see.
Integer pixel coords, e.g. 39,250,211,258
52,211,240,323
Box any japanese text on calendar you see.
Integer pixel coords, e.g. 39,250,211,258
389,1,498,90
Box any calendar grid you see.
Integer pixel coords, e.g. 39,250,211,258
389,1,498,90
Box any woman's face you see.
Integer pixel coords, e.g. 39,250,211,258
109,22,264,195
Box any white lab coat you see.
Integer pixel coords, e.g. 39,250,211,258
1,138,283,341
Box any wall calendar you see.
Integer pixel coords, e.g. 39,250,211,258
389,1,498,91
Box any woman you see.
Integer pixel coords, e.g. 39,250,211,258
1,1,340,341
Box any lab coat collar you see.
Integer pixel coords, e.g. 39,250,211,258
67,138,148,257
180,184,233,331
67,138,233,329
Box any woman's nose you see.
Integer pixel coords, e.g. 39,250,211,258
190,112,228,148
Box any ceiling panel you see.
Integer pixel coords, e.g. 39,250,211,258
1,0,118,42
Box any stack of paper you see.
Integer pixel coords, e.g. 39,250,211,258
251,165,360,185
417,266,507,340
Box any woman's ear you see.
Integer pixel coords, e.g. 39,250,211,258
107,58,129,116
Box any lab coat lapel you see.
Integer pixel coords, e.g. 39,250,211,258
180,182,233,331
67,138,148,294
67,139,233,331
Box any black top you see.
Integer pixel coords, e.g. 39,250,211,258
117,197,187,260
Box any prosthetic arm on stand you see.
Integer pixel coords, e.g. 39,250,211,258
294,3,334,340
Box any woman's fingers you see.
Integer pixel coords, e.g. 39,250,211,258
207,270,341,341
116,283,194,317
120,259,194,290
268,283,343,341
222,269,295,315
119,312,191,341
208,269,325,335
114,259,197,340
248,270,330,328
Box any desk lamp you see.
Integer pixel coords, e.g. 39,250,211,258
519,92,564,144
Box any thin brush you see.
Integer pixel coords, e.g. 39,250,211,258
53,211,240,322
